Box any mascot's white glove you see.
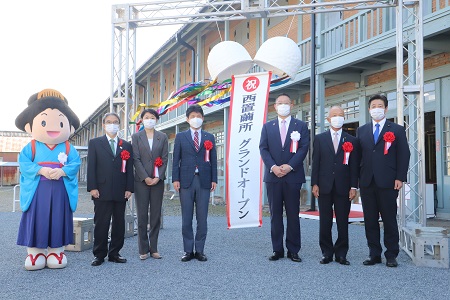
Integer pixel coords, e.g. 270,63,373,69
49,168,66,180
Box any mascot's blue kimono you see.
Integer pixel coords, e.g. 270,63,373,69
15,89,81,271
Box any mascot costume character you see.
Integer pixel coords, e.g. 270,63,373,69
15,89,81,270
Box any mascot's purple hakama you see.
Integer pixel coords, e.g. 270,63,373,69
15,89,81,271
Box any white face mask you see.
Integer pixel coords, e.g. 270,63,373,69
143,119,156,129
330,116,344,129
276,104,291,117
370,107,386,121
189,117,203,129
105,124,120,135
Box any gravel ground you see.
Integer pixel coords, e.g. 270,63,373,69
1,184,449,299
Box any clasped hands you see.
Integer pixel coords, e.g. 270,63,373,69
272,164,292,178
145,177,160,186
38,167,65,180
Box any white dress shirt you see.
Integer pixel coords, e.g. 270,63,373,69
106,135,118,154
330,128,342,142
190,128,202,145
372,118,386,134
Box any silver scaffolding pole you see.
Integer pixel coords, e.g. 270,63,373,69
396,0,427,257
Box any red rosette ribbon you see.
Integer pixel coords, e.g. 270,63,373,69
154,157,163,177
120,149,130,173
342,142,353,165
204,140,213,162
383,132,396,155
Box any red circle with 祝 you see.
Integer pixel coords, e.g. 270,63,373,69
243,76,260,92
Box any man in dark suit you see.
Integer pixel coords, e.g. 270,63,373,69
259,93,309,262
87,112,134,266
311,106,359,265
172,104,217,262
357,94,410,267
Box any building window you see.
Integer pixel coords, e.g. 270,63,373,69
302,110,313,129
214,131,224,145
443,117,450,176
424,82,436,102
342,99,359,120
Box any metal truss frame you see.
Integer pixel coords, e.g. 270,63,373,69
111,0,396,27
110,0,425,257
396,0,427,257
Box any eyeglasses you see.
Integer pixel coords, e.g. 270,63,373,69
105,121,120,125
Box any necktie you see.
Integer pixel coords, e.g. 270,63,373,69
333,132,339,153
194,131,199,152
110,139,115,155
373,123,380,143
281,120,287,146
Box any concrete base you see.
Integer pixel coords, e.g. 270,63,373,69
66,217,94,252
402,226,449,268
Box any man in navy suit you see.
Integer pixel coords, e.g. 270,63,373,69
172,104,217,262
259,93,309,262
87,112,134,266
357,94,410,267
311,106,359,265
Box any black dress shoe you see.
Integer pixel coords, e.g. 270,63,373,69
108,255,127,263
363,256,382,266
91,257,104,266
181,252,194,262
269,252,284,261
195,252,208,262
287,252,302,262
335,257,350,265
386,258,398,267
320,256,333,264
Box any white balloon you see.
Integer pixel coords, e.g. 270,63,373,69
207,41,254,82
254,36,302,80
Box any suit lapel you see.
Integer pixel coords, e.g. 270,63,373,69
338,132,350,154
375,120,392,146
283,119,295,149
101,135,115,157
325,130,336,154
363,123,375,146
270,119,283,148
183,130,197,151
115,138,123,157
152,131,162,158
199,132,209,151
138,130,153,159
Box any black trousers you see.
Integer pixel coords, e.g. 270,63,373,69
266,181,301,254
318,182,351,258
360,179,399,259
92,200,126,259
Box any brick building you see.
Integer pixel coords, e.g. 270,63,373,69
0,131,31,185
71,1,450,218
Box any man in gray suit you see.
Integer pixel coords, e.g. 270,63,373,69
172,104,218,262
